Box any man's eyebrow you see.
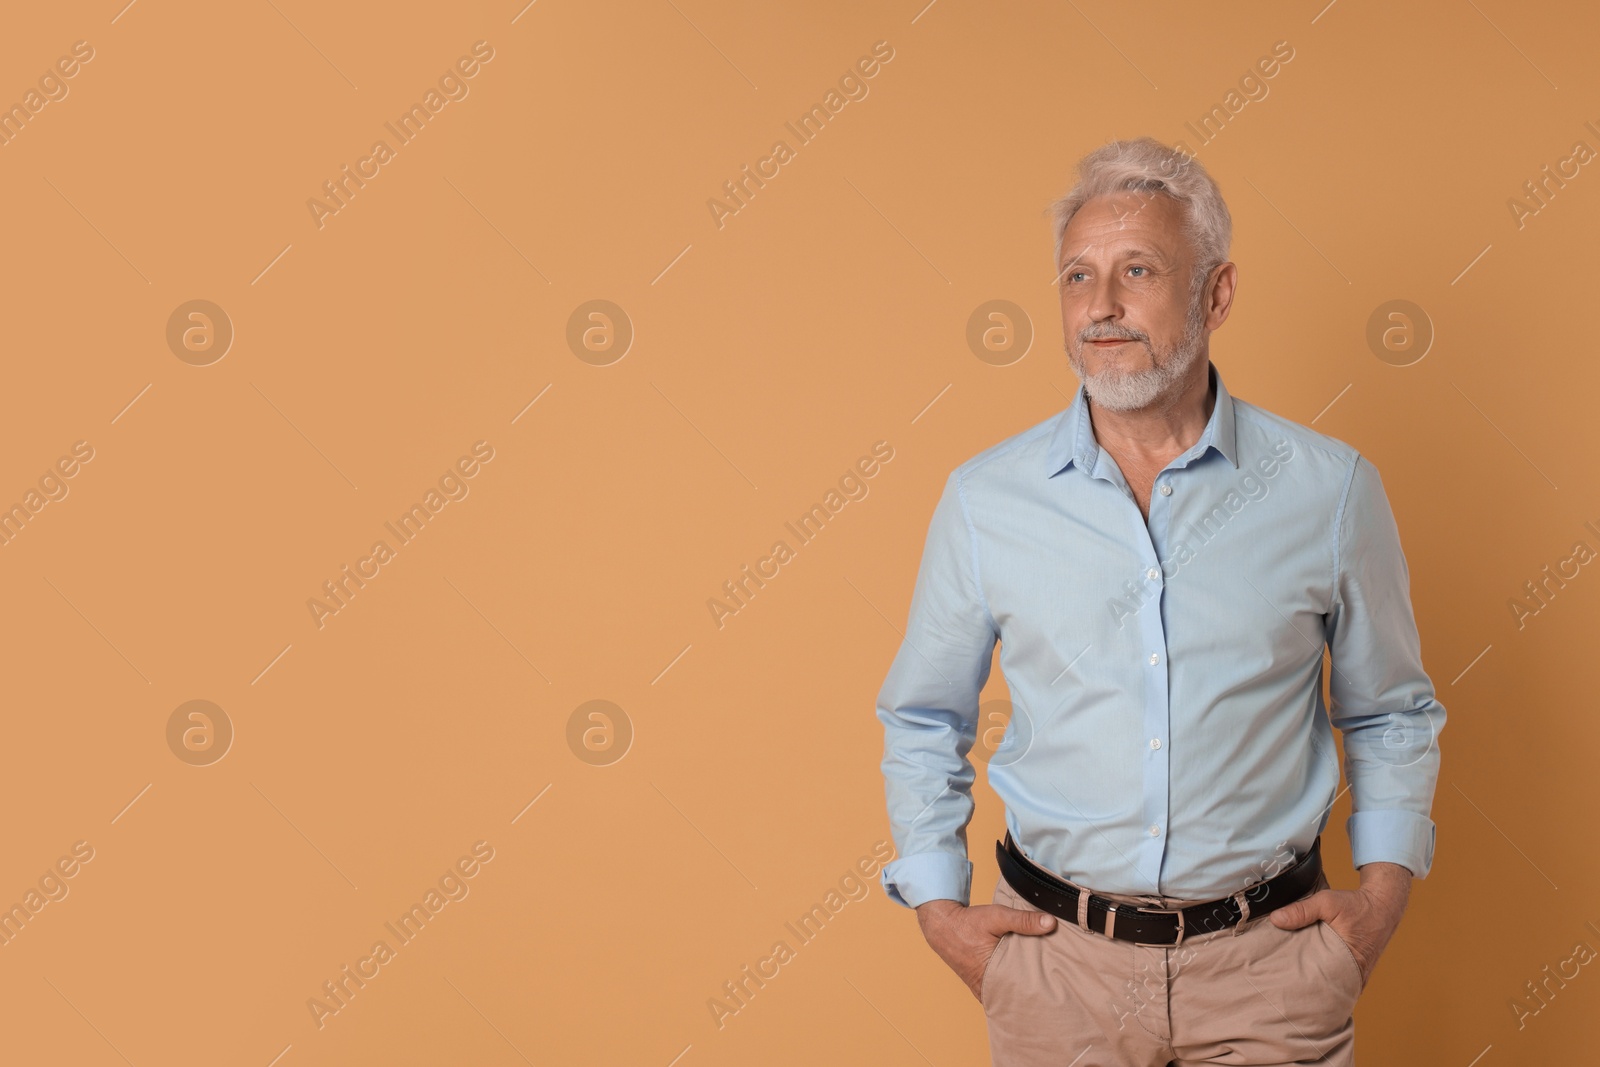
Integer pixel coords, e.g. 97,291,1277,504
1058,246,1171,270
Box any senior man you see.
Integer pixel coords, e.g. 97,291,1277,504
876,137,1443,1066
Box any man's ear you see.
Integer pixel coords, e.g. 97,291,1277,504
1205,262,1239,331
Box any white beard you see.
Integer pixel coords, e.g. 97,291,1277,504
1068,298,1208,412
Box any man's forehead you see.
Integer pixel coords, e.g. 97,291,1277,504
1060,193,1186,261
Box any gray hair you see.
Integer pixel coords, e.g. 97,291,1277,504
1048,137,1232,293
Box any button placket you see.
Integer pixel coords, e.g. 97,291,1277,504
1136,464,1177,892
1135,547,1170,890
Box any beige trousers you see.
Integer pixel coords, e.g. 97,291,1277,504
980,867,1365,1066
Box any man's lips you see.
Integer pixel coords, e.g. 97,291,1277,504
1088,338,1135,347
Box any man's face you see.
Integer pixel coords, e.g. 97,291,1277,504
1057,191,1209,412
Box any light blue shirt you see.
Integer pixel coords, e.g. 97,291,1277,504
876,362,1444,908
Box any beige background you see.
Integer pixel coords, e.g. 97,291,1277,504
0,1,1595,1064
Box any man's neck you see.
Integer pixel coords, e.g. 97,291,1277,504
1088,359,1216,466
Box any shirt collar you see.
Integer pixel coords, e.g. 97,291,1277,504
1044,360,1239,478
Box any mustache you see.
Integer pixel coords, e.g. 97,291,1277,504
1079,326,1146,343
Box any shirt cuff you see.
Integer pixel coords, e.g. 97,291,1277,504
1347,808,1437,877
880,851,973,909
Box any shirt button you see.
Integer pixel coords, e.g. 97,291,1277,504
1148,652,1159,665
1158,483,1172,496
1149,738,1161,750
1145,568,1159,580
1148,824,1161,836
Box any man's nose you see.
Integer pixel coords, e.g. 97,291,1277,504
1085,274,1123,324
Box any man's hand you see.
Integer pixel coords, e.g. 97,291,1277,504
1268,862,1413,986
915,897,1057,1001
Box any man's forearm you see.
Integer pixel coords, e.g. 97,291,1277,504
1357,859,1412,911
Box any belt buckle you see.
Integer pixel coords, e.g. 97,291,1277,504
1127,902,1184,948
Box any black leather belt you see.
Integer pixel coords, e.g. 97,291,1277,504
996,831,1322,946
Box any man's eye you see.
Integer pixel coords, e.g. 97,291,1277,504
1128,266,1147,277
1066,272,1086,283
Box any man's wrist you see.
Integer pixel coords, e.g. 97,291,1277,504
1356,860,1413,905
915,897,965,922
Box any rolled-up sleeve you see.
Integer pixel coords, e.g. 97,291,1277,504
1324,454,1446,877
877,470,1000,908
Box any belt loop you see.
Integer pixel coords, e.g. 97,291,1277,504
1231,891,1250,935
1104,902,1118,940
1076,888,1089,930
